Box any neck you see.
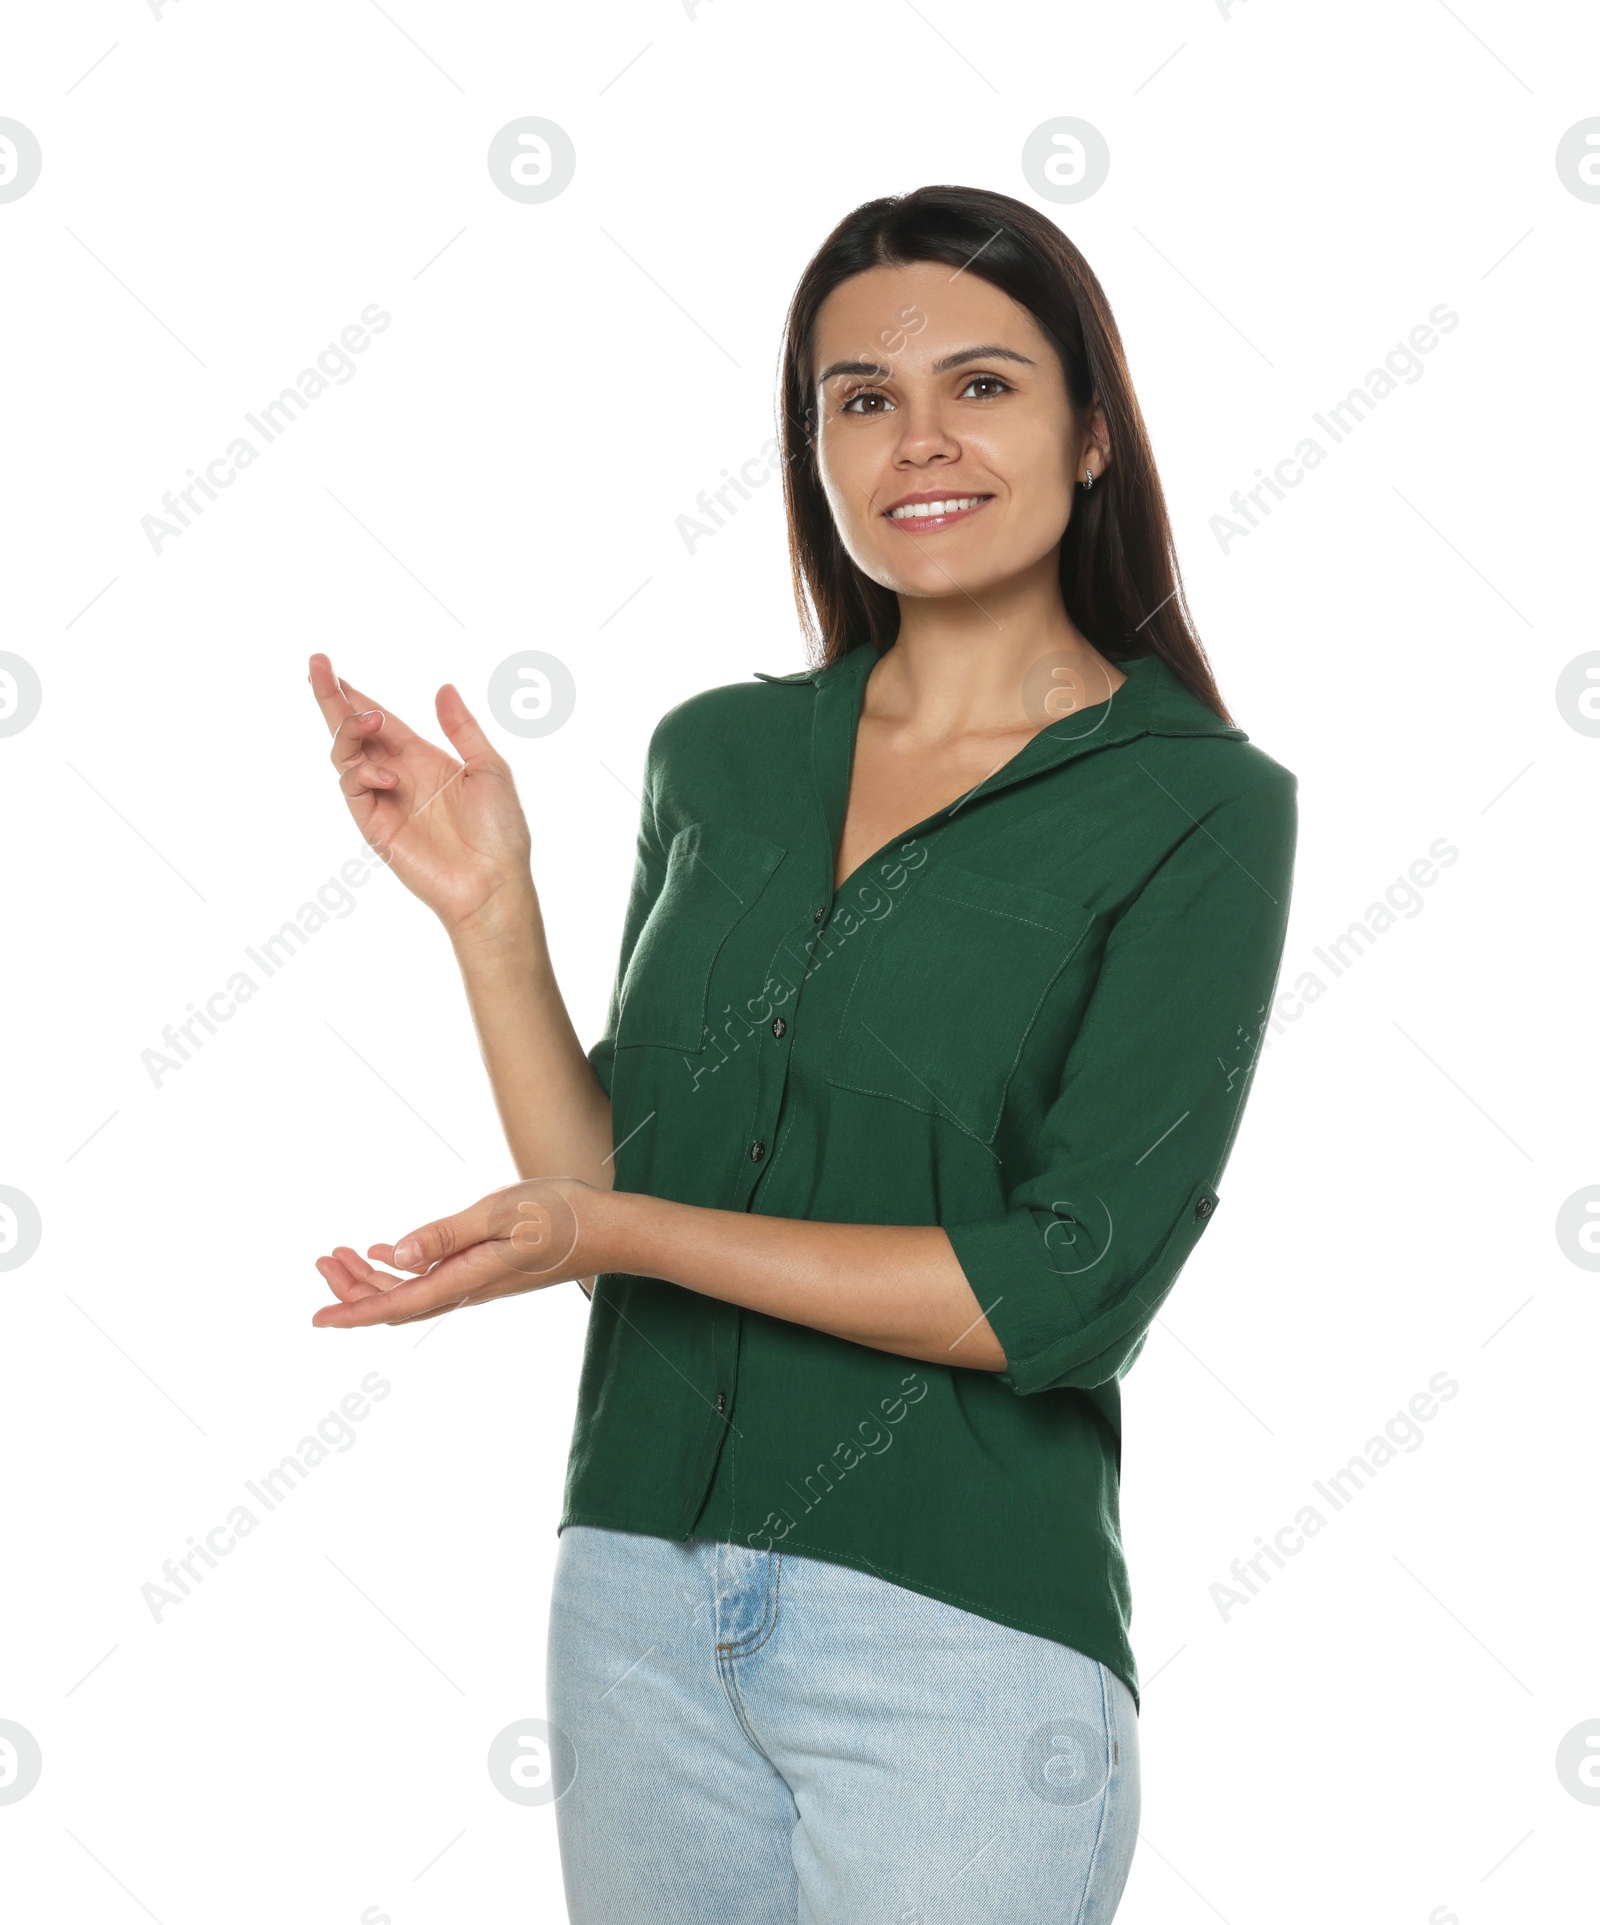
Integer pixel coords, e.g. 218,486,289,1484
871,552,1125,738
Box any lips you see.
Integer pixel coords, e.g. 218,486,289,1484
882,491,995,533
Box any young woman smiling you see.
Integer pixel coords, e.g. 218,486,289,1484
307,185,1297,1922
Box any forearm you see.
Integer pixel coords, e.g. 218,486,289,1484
449,888,614,1188
589,1188,1006,1372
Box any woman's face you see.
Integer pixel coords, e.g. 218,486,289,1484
809,260,1103,606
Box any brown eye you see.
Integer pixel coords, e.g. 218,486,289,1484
960,375,1013,399
841,390,894,416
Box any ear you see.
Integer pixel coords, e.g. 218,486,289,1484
1085,403,1112,473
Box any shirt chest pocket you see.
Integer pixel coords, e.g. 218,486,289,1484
827,863,1098,1144
617,823,788,1053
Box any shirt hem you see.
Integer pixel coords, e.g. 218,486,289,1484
557,1505,1141,1715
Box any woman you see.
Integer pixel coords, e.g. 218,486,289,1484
307,184,1297,1922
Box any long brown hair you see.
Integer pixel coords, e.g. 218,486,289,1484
777,184,1232,723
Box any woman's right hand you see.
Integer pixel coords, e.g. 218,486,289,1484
308,653,535,938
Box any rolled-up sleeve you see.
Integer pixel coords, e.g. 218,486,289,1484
945,769,1298,1396
586,725,670,1100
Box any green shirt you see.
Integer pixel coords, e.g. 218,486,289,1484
560,642,1298,1711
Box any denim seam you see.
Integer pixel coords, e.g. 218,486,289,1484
1069,1661,1116,1925
715,1547,782,1657
714,1555,783,1758
717,1664,766,1758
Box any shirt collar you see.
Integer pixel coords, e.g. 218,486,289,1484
762,641,1241,728
775,643,1244,897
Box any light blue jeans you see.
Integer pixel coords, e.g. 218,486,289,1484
546,1524,1140,1924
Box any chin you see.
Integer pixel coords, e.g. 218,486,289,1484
882,554,1019,603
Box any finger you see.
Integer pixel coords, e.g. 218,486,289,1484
436,684,505,769
329,710,402,799
316,1250,401,1301
328,704,383,768
340,766,400,802
312,1238,532,1328
338,752,400,800
316,1257,388,1304
329,1244,402,1287
383,1261,529,1325
311,1266,471,1328
349,1246,484,1305
308,654,356,737
317,1249,375,1284
388,1199,496,1273
308,654,424,754
388,1289,483,1326
364,1242,431,1270
336,675,425,749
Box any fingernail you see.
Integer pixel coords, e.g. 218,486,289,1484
362,709,383,725
393,1240,420,1268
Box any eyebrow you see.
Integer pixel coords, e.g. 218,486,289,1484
815,343,1037,387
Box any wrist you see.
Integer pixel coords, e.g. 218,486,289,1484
575,1184,654,1280
446,881,542,959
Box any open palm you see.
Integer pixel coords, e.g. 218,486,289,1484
311,1176,594,1327
308,652,533,933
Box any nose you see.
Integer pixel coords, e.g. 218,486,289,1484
889,389,963,468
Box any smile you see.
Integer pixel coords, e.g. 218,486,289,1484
883,494,994,530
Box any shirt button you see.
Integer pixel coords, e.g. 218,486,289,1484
1195,1194,1214,1221
812,905,826,923
749,1140,766,1163
715,1391,727,1413
771,1017,787,1039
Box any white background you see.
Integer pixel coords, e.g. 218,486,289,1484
2,2,1595,1921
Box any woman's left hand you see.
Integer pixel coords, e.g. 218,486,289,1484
312,1175,603,1328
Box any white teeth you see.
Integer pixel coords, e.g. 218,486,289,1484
888,496,987,520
